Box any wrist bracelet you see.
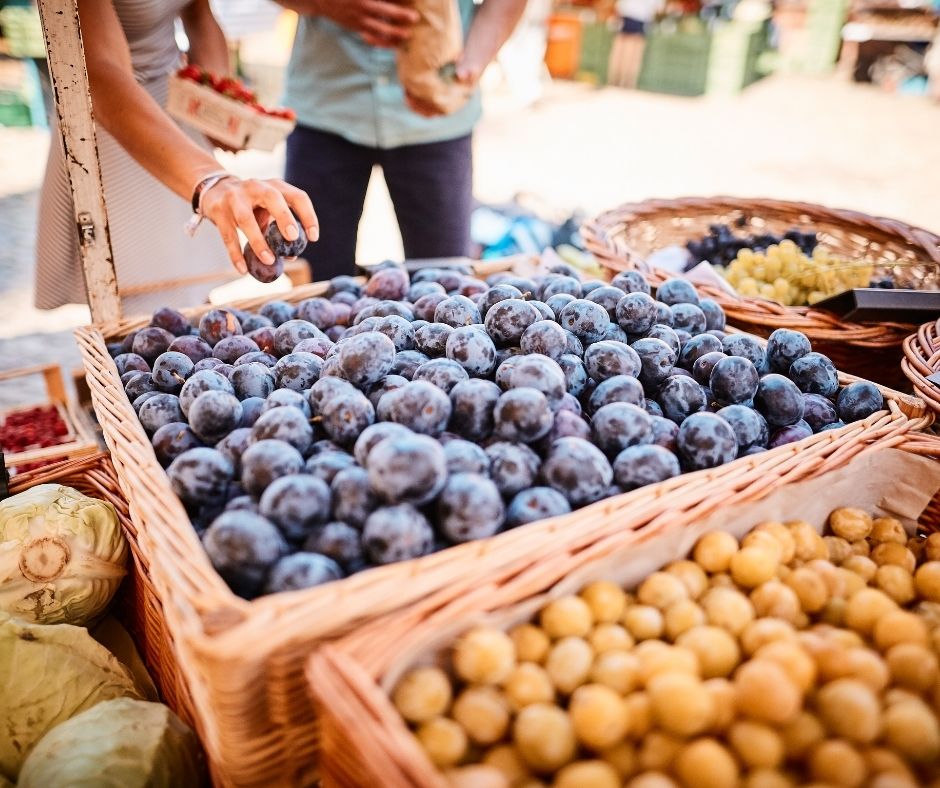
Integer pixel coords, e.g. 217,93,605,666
191,171,233,214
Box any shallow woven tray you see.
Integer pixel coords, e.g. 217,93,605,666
8,453,196,729
75,262,931,786
308,431,940,788
902,318,940,415
582,196,940,389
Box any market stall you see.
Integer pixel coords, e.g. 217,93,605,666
5,0,939,786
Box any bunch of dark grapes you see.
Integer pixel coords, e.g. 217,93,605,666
685,223,818,271
111,261,884,599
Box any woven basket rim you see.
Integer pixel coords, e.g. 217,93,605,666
902,317,940,415
582,195,940,343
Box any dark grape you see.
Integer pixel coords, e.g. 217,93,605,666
168,335,213,364
692,351,727,386
631,338,676,389
611,271,651,295
434,294,481,327
584,340,641,383
264,387,312,418
260,300,297,326
377,380,452,435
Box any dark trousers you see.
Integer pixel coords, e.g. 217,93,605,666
285,125,473,281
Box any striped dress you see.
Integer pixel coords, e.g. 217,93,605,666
35,0,233,316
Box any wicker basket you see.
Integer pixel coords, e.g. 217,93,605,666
307,431,940,788
902,318,940,414
7,453,197,729
582,196,940,389
75,263,931,786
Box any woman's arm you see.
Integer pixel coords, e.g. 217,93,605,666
456,0,529,86
76,0,317,273
180,0,230,75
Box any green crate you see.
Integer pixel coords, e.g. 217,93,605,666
638,20,768,97
0,6,45,59
638,26,712,96
577,21,617,84
0,91,31,127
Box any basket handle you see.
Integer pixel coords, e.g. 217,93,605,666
0,363,68,405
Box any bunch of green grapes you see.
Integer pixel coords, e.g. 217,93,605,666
719,241,873,307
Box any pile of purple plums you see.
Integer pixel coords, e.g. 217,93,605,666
110,262,884,599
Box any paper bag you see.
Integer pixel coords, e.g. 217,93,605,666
397,0,473,115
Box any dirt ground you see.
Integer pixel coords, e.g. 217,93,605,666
0,74,938,405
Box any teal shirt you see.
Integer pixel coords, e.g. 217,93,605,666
284,1,482,149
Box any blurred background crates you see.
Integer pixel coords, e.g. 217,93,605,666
0,4,45,59
637,19,770,96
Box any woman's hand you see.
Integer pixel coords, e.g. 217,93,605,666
200,178,319,274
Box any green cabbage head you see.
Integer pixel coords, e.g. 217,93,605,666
0,484,127,625
18,698,204,787
0,613,143,780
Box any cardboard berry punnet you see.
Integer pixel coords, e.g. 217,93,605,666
167,66,296,152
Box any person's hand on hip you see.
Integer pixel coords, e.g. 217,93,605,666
312,0,420,47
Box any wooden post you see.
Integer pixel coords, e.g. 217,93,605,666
36,0,121,324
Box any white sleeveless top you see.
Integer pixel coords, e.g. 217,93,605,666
35,0,232,316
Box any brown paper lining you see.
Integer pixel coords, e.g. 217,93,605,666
380,448,940,692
